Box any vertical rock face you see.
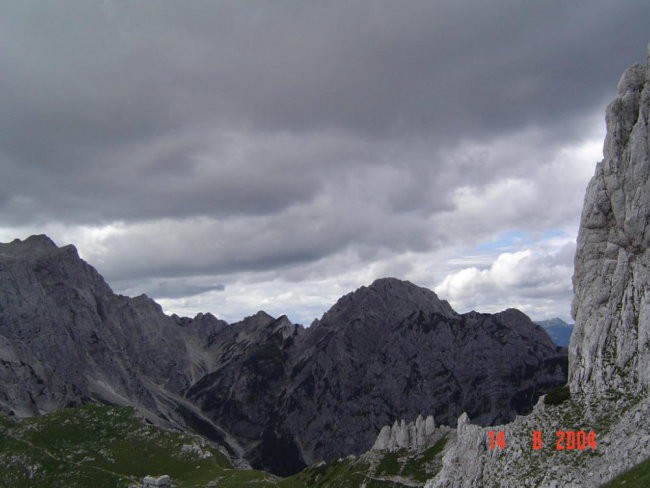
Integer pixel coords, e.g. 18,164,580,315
570,47,650,399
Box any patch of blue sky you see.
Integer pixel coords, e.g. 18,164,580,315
474,230,531,252
531,229,570,241
474,229,569,252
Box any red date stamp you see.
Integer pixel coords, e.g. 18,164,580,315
487,430,506,449
487,430,597,451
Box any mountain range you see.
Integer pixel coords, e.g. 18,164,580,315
0,234,567,476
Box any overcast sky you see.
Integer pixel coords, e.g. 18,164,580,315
2,1,649,325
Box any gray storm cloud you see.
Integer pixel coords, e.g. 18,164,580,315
1,1,648,320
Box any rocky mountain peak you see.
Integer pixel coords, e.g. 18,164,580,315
19,234,56,247
0,235,242,453
536,317,571,328
317,277,456,331
228,311,279,337
282,277,565,469
272,315,300,338
492,308,558,349
368,277,455,314
1,235,86,265
173,312,228,337
570,45,650,398
370,277,454,312
1,234,59,257
244,310,275,326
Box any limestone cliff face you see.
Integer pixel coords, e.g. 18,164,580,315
570,50,650,399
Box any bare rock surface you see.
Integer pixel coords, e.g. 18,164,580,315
279,282,566,468
372,414,439,452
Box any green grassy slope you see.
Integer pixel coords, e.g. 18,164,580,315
0,405,447,487
600,457,650,487
0,404,274,487
277,436,448,488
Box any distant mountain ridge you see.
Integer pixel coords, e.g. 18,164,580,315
533,317,574,347
0,236,567,476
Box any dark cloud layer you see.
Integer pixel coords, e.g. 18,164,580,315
1,1,649,318
2,1,648,221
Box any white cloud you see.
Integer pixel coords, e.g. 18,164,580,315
434,239,575,321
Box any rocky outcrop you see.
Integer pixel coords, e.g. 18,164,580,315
372,414,437,451
425,46,650,488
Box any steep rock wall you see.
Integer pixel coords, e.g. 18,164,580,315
570,50,650,399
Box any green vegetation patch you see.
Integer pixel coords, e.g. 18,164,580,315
278,457,371,488
0,403,242,488
401,436,448,482
545,385,571,406
375,450,402,476
601,456,650,487
0,404,449,488
211,468,280,487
